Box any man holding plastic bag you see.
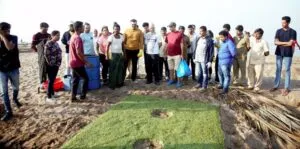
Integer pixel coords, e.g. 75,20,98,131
192,26,214,92
165,22,185,88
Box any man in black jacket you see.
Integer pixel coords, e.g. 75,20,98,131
0,22,22,121
61,24,75,76
193,26,214,92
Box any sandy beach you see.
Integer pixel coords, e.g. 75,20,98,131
0,47,299,148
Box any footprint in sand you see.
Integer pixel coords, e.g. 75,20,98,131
23,93,32,99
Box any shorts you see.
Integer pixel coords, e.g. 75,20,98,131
167,55,181,70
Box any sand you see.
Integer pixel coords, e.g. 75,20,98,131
0,48,299,148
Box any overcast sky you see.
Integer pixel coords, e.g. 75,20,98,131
0,0,299,54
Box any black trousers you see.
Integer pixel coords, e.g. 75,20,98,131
99,54,109,82
158,57,169,80
71,67,89,98
215,55,219,82
208,67,212,80
46,65,59,98
146,54,160,83
187,53,196,80
123,49,139,81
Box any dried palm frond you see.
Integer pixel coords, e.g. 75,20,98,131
221,88,300,148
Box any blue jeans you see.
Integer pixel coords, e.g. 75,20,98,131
218,64,232,93
274,56,292,90
0,69,20,113
195,62,208,88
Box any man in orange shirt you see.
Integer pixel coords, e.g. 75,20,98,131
123,19,144,83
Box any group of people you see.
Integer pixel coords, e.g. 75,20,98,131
0,16,298,121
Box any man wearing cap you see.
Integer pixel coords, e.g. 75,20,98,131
165,22,184,88
233,25,250,86
123,19,144,83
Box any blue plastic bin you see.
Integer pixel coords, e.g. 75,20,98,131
88,79,101,90
86,68,100,80
86,56,100,68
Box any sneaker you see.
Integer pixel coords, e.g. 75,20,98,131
46,97,56,103
281,89,290,96
1,112,13,121
254,89,261,93
13,100,23,108
232,81,239,86
117,82,124,88
146,81,153,84
269,88,278,92
165,77,170,81
154,82,160,86
176,82,183,88
103,79,109,85
80,95,86,100
217,85,223,89
194,84,202,89
245,87,254,90
167,80,176,86
109,87,116,90
254,87,260,92
199,88,207,93
219,91,228,96
52,93,59,98
70,97,78,102
38,86,46,93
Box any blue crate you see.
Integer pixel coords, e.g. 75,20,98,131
63,75,82,93
86,56,100,68
63,75,72,91
63,75,101,92
86,68,100,80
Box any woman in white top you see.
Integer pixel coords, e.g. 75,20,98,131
145,23,160,85
106,24,125,89
247,28,270,92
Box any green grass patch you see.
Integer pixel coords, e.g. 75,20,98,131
62,95,224,149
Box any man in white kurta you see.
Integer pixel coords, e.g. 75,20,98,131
247,28,270,92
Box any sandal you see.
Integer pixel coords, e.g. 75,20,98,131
281,89,290,96
269,88,278,92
